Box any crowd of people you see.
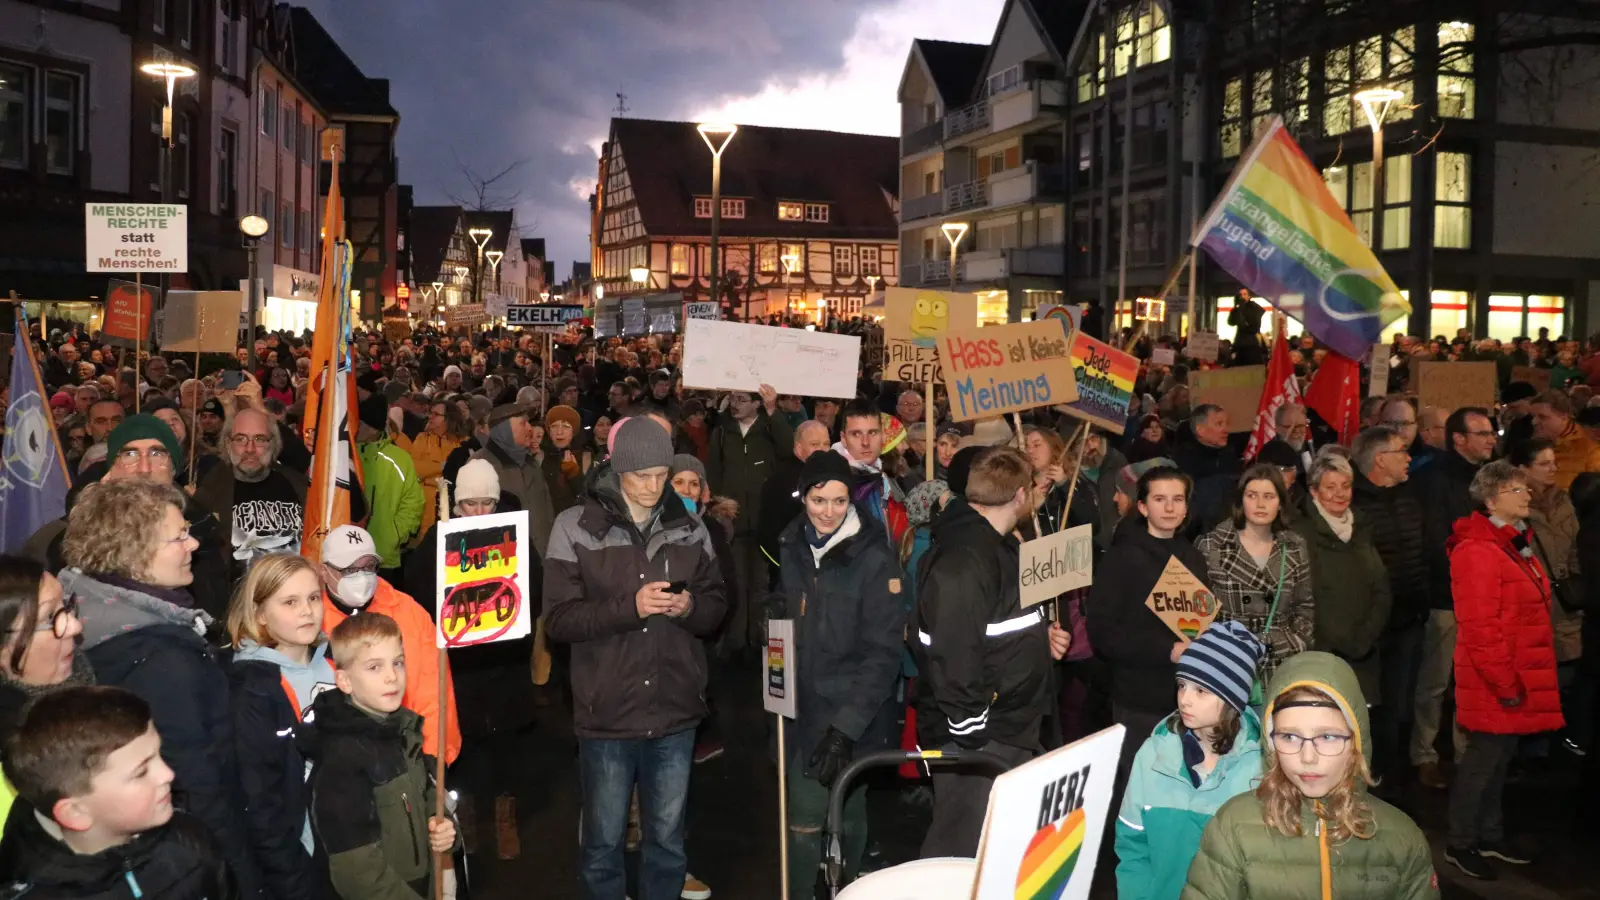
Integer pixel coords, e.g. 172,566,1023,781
0,312,1597,900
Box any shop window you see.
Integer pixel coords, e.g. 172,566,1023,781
1434,152,1471,249
1220,77,1243,158
1428,290,1470,337
1438,21,1475,118
1488,294,1568,342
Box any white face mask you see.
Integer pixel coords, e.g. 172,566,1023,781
337,572,378,608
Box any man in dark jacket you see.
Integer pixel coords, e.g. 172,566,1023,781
1170,404,1241,535
913,447,1071,858
757,420,833,587
193,407,309,582
544,418,727,900
472,403,557,556
706,383,792,655
1408,406,1495,788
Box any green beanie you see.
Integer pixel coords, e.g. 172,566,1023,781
106,414,182,464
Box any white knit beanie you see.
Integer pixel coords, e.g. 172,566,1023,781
454,458,501,507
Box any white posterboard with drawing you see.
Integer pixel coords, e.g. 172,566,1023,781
682,319,860,398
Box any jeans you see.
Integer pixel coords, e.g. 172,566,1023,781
577,729,696,900
1449,731,1518,847
788,758,867,900
1411,611,1465,766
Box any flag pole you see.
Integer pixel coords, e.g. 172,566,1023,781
433,478,451,900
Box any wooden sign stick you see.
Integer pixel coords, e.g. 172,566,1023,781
433,478,451,900
924,375,934,482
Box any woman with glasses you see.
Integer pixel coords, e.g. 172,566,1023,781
396,399,470,544
1185,653,1436,899
57,479,262,894
1444,460,1565,879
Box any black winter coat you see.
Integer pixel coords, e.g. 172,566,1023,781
0,808,238,900
1350,469,1432,627
1087,519,1212,714
758,453,807,587
228,660,326,900
777,509,906,767
1414,450,1483,612
706,409,794,535
1170,436,1242,537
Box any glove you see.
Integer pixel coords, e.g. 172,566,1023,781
808,727,855,787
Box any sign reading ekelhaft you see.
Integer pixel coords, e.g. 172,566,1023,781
85,204,187,273
506,304,585,330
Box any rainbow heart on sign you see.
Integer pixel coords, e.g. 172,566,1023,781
1177,618,1203,639
1015,807,1084,900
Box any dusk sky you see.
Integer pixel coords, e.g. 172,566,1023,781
299,0,1005,282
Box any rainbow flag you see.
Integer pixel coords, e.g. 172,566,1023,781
1192,116,1410,360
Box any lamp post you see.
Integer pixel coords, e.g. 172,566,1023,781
468,227,493,308
1354,87,1404,253
239,215,270,370
940,222,970,292
139,60,195,340
781,252,799,320
630,265,649,294
696,122,738,310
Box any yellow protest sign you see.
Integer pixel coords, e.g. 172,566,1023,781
1144,556,1220,640
882,286,976,383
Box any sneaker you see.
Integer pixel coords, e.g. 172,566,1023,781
1445,846,1497,880
1479,842,1533,865
1416,761,1448,790
681,873,712,899
693,739,726,764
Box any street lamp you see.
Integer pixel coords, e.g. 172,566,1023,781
139,60,195,332
468,227,494,307
453,265,469,308
697,122,738,310
781,252,799,319
631,266,649,292
1354,87,1404,253
239,215,270,369
940,222,970,291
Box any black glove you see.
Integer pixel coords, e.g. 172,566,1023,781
808,727,855,787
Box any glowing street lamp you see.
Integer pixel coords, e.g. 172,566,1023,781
697,122,739,310
1354,87,1404,252
239,215,270,369
940,222,970,291
467,227,494,306
631,266,649,292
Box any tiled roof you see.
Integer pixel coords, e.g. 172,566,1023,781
287,6,398,119
605,118,898,243
916,39,988,106
409,205,462,284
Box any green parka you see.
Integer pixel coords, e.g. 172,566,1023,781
1181,652,1438,900
1292,496,1392,703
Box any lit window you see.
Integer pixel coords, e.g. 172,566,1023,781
694,197,712,218
1134,0,1170,67
1381,152,1410,251
1220,78,1242,158
1434,152,1471,249
1429,290,1470,338
670,244,688,275
1322,162,1374,245
1251,70,1274,140
759,243,778,273
782,244,805,273
778,201,803,220
859,246,880,275
805,203,829,223
1438,21,1475,118
1527,295,1567,339
1323,47,1351,135
721,198,744,218
1285,57,1309,133
1113,6,1134,77
834,245,854,275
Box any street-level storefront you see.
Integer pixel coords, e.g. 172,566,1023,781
261,264,321,334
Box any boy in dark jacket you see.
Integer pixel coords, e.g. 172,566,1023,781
0,685,238,900
302,614,456,900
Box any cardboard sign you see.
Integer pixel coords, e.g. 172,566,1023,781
1415,360,1497,414
85,203,187,273
434,511,533,648
685,301,719,320
971,725,1124,900
764,618,796,719
1019,525,1093,608
863,324,885,370
883,286,977,383
939,320,1078,421
1185,331,1220,362
100,278,159,347
444,303,489,329
1369,342,1391,398
382,318,410,344
484,293,508,318
1191,365,1266,432
506,304,584,330
1144,556,1220,640
1057,332,1137,435
1035,303,1082,338
682,319,859,398
1512,365,1551,393
1151,347,1176,366
159,291,243,353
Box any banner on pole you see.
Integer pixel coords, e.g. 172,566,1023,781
158,291,243,353
764,618,796,719
1368,343,1391,397
883,286,977,383
85,203,187,273
939,320,1078,422
1,318,72,554
506,304,585,330
1056,332,1137,435
1143,556,1219,640
435,511,533,649
1415,360,1497,415
1019,525,1093,608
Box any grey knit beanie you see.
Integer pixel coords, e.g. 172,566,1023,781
611,417,675,473
672,453,707,485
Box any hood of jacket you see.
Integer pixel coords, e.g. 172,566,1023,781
234,638,333,713
297,686,423,763
59,568,213,653
581,463,693,538
1145,706,1264,785
1446,509,1523,556
1262,650,1372,779
927,496,1010,553
0,804,192,895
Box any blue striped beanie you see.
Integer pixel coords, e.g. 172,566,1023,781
1177,620,1265,713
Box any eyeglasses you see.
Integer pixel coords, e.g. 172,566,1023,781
328,561,379,577
1500,486,1529,496
1270,731,1353,756
1465,430,1498,438
23,594,80,639
115,447,172,467
163,528,193,545
230,434,272,448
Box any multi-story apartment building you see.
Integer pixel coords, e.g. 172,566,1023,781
591,117,900,324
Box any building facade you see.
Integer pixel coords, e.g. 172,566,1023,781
591,117,901,324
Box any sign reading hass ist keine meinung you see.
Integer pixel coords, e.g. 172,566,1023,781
85,204,187,273
939,320,1079,421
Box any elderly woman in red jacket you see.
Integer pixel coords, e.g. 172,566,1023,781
1444,460,1565,880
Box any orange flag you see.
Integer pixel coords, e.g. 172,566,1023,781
300,146,365,564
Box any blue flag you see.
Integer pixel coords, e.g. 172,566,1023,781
1,321,71,553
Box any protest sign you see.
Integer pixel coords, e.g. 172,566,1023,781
484,293,508,318
1415,360,1497,414
1512,365,1551,393
158,291,243,353
939,320,1078,421
1035,303,1081,338
682,319,859,398
85,203,187,273
971,725,1124,900
1057,332,1137,434
100,278,160,347
1019,525,1092,608
621,298,647,336
1151,347,1176,366
1144,556,1219,640
883,286,977,383
685,301,719,320
434,511,533,648
1369,342,1391,397
1185,331,1220,362
444,303,489,329
383,318,410,344
506,304,585,330
863,325,885,370
764,618,796,719
1191,365,1266,432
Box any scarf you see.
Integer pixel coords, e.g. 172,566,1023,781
1313,497,1354,543
804,505,861,567
1489,515,1535,559
490,420,528,464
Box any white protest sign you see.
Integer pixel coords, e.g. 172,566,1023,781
1151,347,1176,366
506,304,585,330
1368,342,1390,398
682,319,860,398
972,725,1125,900
434,511,533,648
685,301,719,320
1186,331,1220,362
1019,525,1092,608
764,618,796,719
86,203,188,273
485,293,508,318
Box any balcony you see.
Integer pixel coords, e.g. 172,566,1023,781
902,119,944,157
962,246,1065,283
899,258,967,287
944,101,990,140
901,192,945,222
945,179,989,214
987,161,1066,209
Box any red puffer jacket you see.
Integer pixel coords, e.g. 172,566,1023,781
1448,512,1565,734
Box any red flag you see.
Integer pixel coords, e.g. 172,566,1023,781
1243,327,1302,461
1304,349,1363,446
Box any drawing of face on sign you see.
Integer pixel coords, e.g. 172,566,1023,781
910,291,949,346
436,511,533,649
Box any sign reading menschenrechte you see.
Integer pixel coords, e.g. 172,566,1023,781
506,304,586,330
85,204,188,273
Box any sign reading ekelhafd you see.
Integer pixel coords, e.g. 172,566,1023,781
506,304,585,330
85,204,187,273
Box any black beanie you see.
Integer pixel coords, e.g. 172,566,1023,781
947,445,985,498
1256,439,1301,470
797,450,853,497
1503,381,1539,404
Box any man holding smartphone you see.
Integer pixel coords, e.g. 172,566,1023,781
544,417,727,900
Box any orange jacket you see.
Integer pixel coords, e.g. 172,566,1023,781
396,431,463,540
323,578,462,764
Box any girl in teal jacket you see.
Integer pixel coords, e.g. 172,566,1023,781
1116,621,1266,900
